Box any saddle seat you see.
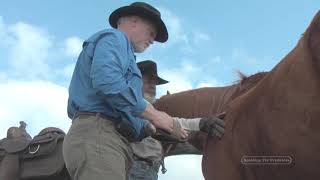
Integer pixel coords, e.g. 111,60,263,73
1,121,32,153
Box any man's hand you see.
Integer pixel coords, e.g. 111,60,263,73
144,121,156,136
152,111,174,132
142,103,174,133
199,115,225,139
152,119,188,143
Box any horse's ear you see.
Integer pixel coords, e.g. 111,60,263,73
166,90,171,95
308,11,320,63
236,70,247,84
237,71,246,78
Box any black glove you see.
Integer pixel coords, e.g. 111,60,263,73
199,115,225,139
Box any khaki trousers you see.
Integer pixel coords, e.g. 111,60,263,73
63,115,133,180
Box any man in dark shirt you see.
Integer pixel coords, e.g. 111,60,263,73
129,60,225,180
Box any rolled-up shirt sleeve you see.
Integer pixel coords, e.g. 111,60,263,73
90,33,147,116
173,117,201,131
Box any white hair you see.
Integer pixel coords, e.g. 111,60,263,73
117,16,134,26
117,15,155,28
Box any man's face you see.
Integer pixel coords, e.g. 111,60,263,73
142,74,157,102
130,17,157,53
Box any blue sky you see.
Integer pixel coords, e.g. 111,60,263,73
0,1,319,179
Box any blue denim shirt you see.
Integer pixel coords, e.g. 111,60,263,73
67,29,147,140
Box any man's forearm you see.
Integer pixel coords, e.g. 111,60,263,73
142,103,200,131
173,117,201,131
141,103,157,123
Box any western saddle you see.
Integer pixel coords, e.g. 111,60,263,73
0,121,71,180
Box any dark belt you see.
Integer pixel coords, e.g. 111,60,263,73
73,111,113,122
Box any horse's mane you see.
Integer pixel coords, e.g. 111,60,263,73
234,71,268,96
236,71,268,84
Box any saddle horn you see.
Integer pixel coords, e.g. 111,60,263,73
19,121,27,130
6,121,32,140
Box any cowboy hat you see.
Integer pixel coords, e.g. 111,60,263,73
137,60,169,85
109,2,168,42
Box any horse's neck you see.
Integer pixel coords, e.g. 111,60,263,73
218,84,241,112
251,33,319,108
225,12,320,143
155,85,239,118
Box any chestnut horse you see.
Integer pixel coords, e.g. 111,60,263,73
155,11,320,180
155,72,267,151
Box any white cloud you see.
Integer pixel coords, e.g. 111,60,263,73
209,56,222,63
155,7,212,55
0,17,82,81
0,81,70,138
0,72,8,81
193,32,211,45
61,63,76,78
64,36,83,58
159,7,188,44
0,16,5,33
159,155,204,180
0,16,14,46
157,60,223,96
157,70,193,95
231,48,276,74
197,82,218,88
232,48,258,64
0,16,7,42
8,22,53,79
181,62,200,73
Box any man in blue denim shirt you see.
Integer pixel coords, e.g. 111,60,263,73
63,2,183,180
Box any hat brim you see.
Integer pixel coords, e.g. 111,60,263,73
109,6,168,43
157,77,169,85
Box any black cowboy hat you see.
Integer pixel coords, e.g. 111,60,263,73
109,2,168,43
137,60,169,85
